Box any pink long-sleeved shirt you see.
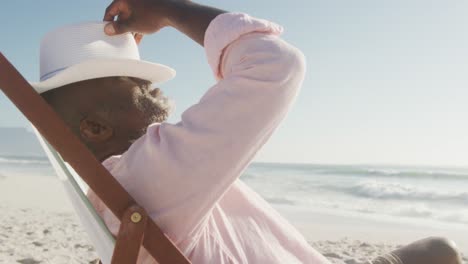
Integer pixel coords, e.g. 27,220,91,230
89,13,330,264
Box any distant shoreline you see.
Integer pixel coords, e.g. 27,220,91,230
2,152,468,170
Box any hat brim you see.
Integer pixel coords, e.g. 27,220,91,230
31,58,176,94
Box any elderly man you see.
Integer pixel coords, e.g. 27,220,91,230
35,0,462,263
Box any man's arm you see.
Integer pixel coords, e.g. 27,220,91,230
103,0,226,46
101,0,306,243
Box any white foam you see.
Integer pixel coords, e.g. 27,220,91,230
345,180,468,203
0,157,49,165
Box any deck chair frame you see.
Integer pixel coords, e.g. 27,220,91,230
0,53,191,264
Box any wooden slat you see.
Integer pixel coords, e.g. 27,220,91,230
0,53,191,264
111,205,148,264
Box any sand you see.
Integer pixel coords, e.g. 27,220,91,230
0,206,466,264
0,207,98,264
0,206,400,264
311,239,401,264
0,175,466,263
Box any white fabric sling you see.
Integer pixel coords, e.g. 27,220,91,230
33,127,115,264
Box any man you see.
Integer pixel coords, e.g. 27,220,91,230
35,0,462,263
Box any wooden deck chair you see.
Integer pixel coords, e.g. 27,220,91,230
0,53,192,264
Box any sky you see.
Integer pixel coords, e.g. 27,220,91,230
1,0,468,167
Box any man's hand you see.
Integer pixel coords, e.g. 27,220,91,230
103,0,226,46
103,0,185,35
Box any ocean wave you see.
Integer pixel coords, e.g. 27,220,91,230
263,190,468,225
316,166,468,179
332,180,468,203
394,205,468,224
438,212,468,223
242,172,261,179
394,205,434,218
265,197,297,206
0,156,50,165
248,163,468,180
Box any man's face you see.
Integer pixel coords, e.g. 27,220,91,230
111,77,173,137
42,76,173,153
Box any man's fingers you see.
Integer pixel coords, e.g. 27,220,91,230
104,1,132,21
104,1,133,35
133,33,144,45
104,21,131,35
103,0,121,21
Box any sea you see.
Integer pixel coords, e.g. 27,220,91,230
1,154,468,227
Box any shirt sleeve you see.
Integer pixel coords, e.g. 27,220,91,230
97,13,306,243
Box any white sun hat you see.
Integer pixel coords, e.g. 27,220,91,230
31,21,176,94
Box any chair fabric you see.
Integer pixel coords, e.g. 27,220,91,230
33,128,116,264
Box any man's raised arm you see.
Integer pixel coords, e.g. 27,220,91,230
103,0,226,46
99,0,306,243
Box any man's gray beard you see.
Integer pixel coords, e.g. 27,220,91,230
141,95,175,124
131,95,176,141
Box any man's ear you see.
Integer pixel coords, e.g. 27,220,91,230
79,116,114,143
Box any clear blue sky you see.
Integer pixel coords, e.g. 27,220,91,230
1,0,468,166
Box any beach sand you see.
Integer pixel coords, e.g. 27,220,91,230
0,207,98,264
0,206,403,264
0,175,466,264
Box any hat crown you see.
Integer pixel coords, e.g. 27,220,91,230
40,22,140,81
